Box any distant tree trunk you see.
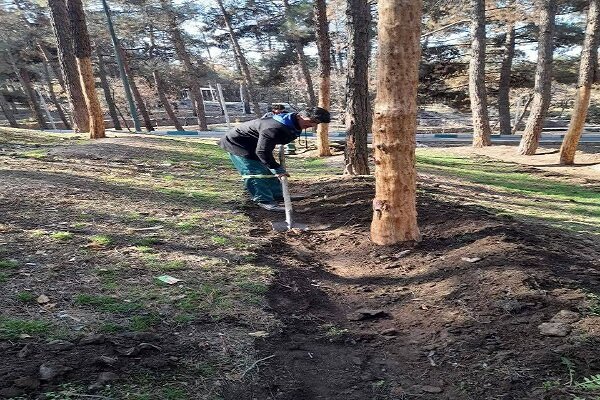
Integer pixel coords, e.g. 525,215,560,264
469,0,492,147
512,94,534,134
0,91,19,128
344,0,371,175
315,0,332,157
67,0,105,139
282,0,317,107
518,0,556,155
48,0,89,132
560,0,600,165
119,45,154,131
38,44,66,92
96,52,122,130
498,23,516,135
160,0,208,130
18,67,48,129
370,0,422,245
153,70,184,131
40,53,71,129
216,0,261,116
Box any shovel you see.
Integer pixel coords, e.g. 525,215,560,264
271,145,308,232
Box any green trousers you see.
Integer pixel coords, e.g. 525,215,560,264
229,154,283,203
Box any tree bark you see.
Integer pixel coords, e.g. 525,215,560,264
315,0,332,157
344,0,371,175
517,0,556,155
160,0,208,130
216,0,261,116
370,0,422,245
47,0,89,132
96,52,122,130
282,0,317,107
67,0,105,139
559,0,600,165
0,91,19,128
119,45,154,131
153,70,184,131
498,23,516,136
40,53,71,129
469,0,492,147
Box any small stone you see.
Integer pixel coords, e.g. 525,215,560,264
18,344,32,358
79,334,106,345
95,356,118,366
36,294,50,304
550,310,580,324
248,331,269,338
420,385,443,394
39,363,71,381
461,257,482,263
13,376,40,389
538,322,571,337
394,250,411,258
381,328,398,336
47,340,75,351
348,309,391,321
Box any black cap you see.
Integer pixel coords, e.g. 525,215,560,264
303,107,331,124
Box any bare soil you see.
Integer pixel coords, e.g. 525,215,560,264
243,176,600,400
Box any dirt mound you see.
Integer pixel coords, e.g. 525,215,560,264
246,177,600,400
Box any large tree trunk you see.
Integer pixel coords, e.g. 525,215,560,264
160,0,208,130
153,70,184,131
518,0,556,155
96,52,122,130
40,53,71,129
344,0,371,175
216,0,261,116
0,91,19,128
67,0,105,139
315,0,332,157
559,0,600,165
119,45,154,131
370,0,422,245
469,0,492,147
48,0,89,132
498,23,516,136
282,0,317,107
18,67,48,129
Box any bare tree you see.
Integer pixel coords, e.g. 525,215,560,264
315,0,332,156
517,0,556,155
344,0,371,175
469,0,492,147
370,0,422,245
559,0,600,165
67,0,105,138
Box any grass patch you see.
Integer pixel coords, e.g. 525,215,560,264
99,322,126,333
17,291,35,303
51,231,74,241
74,294,140,313
0,272,8,283
20,149,48,159
134,245,155,253
129,314,160,331
135,237,161,246
0,259,18,269
89,235,113,247
416,151,600,234
0,318,51,339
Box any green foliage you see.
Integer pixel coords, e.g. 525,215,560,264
0,259,18,269
0,318,51,339
16,291,35,303
576,375,600,391
51,231,74,241
89,235,113,246
74,294,140,313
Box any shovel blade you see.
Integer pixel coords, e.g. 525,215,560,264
271,221,309,232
